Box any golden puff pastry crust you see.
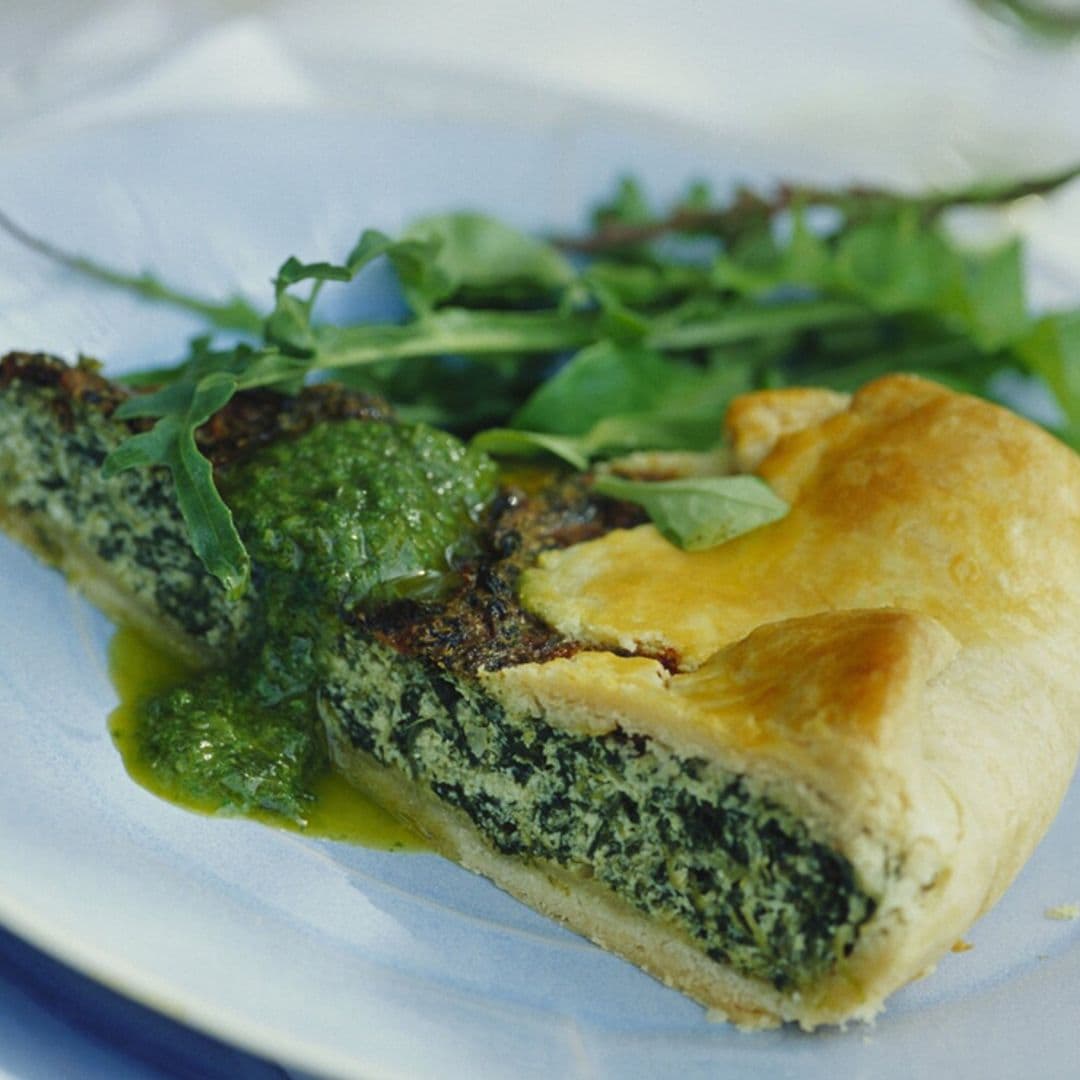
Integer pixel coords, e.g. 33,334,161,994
498,374,1080,1027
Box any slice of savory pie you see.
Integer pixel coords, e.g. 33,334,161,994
2,351,1079,1029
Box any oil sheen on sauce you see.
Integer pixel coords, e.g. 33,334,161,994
107,626,427,852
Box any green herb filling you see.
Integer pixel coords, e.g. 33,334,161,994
323,636,876,991
0,377,251,649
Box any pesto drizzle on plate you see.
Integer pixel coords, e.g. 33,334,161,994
112,418,495,830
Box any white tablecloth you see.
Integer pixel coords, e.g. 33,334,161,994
2,0,1079,173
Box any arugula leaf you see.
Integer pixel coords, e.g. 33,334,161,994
559,163,1080,254
953,240,1028,350
591,176,654,231
473,412,726,470
831,213,953,312
582,273,653,341
273,257,354,292
592,474,789,550
398,213,576,311
264,235,404,354
1014,312,1080,437
508,335,804,442
103,342,312,594
105,373,251,596
511,342,688,434
579,260,713,308
0,209,265,335
582,413,722,455
470,428,590,469
332,353,552,431
265,293,319,355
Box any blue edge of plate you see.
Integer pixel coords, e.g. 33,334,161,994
0,923,284,1080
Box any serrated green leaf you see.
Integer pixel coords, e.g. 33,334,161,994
233,351,311,393
344,229,396,272
104,369,251,594
172,429,249,597
113,379,199,421
101,422,177,473
591,176,654,229
264,294,318,355
274,256,353,294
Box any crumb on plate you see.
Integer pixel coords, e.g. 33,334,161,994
1044,903,1080,921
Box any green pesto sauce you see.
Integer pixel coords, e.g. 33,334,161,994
108,627,425,848
112,418,496,838
222,419,498,611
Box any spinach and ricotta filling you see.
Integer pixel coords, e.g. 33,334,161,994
0,359,252,650
323,635,876,991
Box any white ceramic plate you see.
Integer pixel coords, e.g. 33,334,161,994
1,109,1079,1080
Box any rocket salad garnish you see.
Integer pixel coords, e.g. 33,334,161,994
2,164,1078,594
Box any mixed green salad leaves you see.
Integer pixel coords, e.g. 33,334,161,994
3,164,1079,594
